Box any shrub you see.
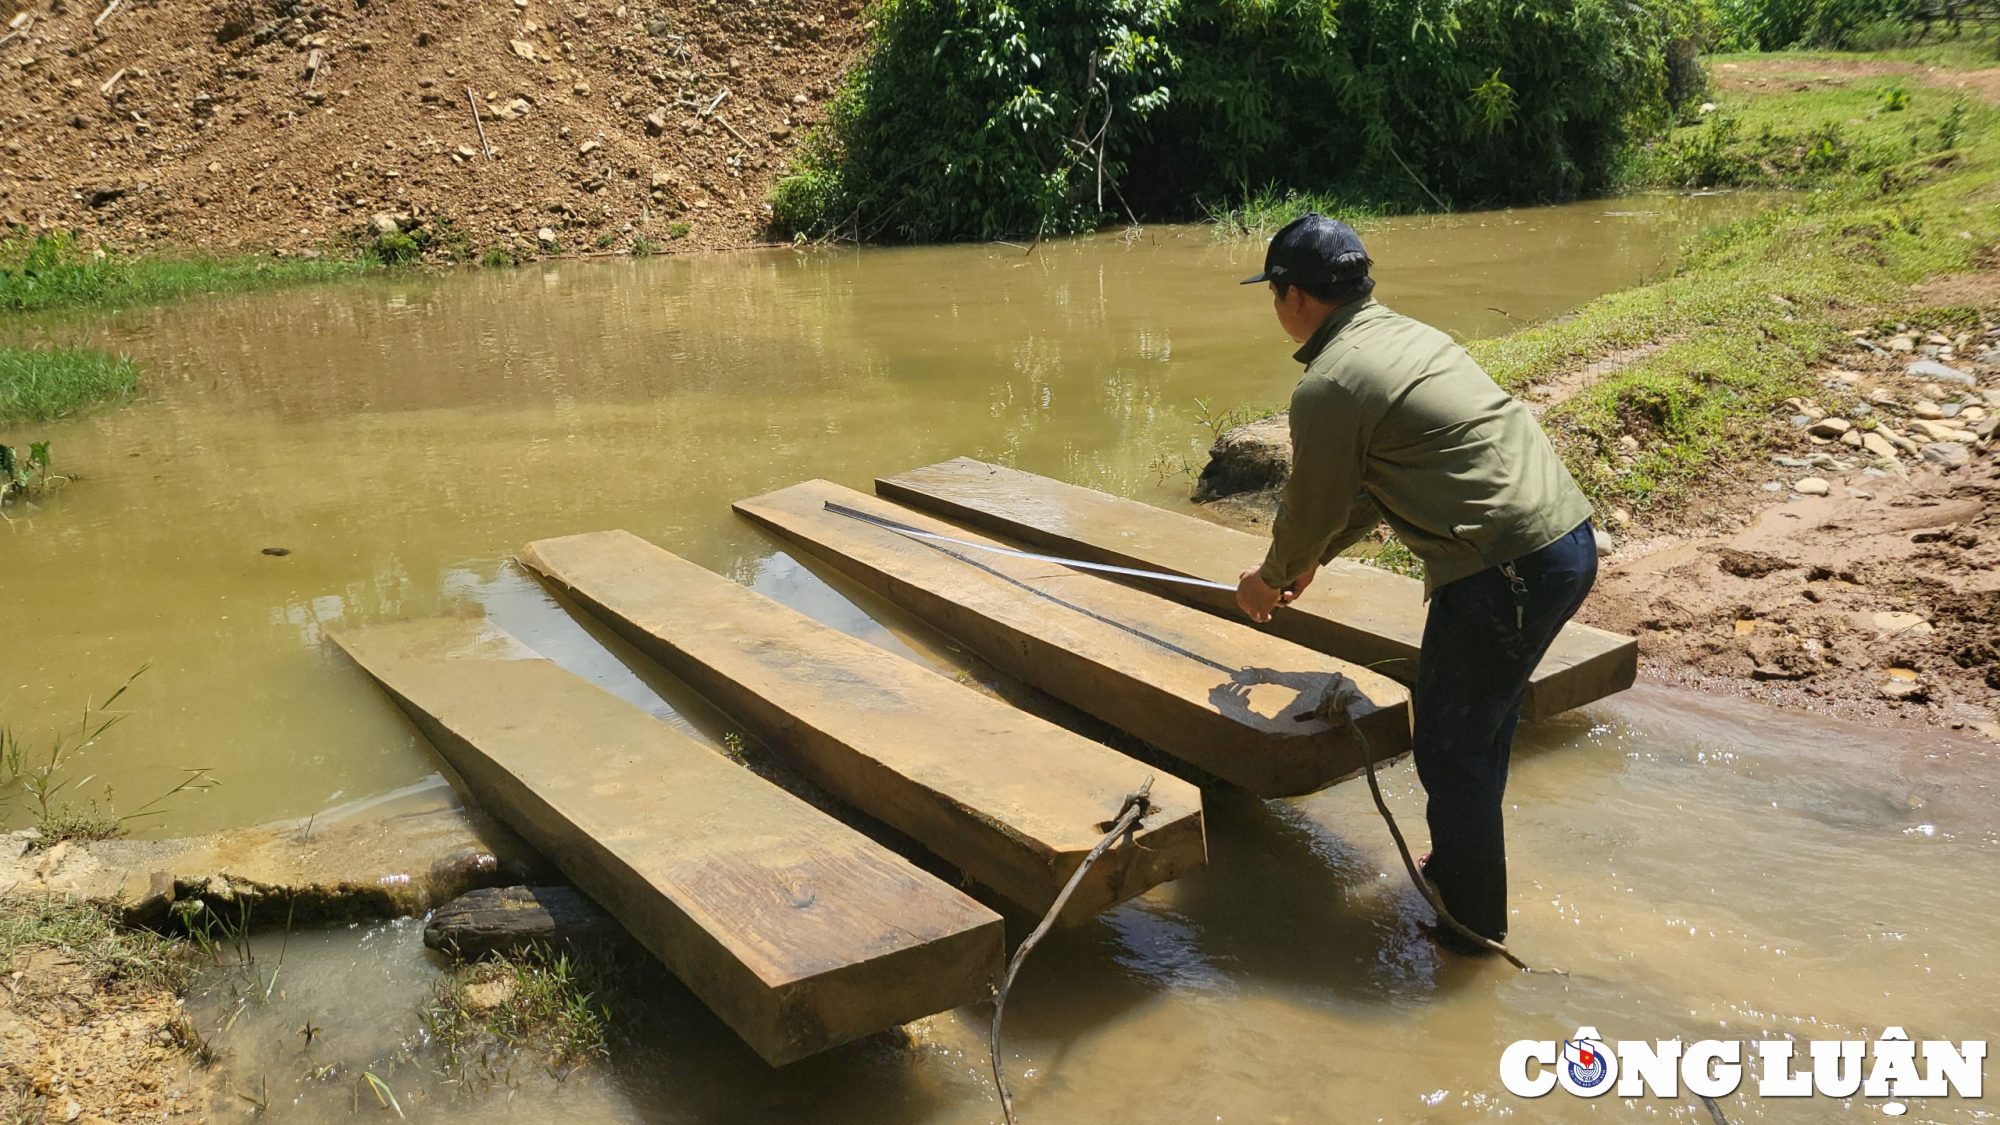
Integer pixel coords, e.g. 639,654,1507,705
373,230,422,264
774,0,1711,241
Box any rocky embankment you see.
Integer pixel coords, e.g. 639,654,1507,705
1194,322,2000,735
0,0,861,256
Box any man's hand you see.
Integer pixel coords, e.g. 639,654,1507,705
1236,565,1319,623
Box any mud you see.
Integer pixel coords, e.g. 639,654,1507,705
0,945,220,1125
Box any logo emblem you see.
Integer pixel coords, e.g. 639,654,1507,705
1557,1028,1618,1097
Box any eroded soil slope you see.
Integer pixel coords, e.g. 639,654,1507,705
0,0,861,256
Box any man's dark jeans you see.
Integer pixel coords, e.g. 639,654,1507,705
1412,519,1598,948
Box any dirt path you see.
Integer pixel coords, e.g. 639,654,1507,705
1711,56,2000,102
0,0,862,257
1578,318,2000,736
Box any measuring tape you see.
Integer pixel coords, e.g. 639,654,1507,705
822,501,1238,593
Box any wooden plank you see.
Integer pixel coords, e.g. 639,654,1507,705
878,458,1637,721
518,530,1207,924
733,481,1411,798
329,617,1002,1066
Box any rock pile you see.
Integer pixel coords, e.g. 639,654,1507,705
1760,322,1998,495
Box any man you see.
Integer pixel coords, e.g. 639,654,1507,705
1232,213,1599,956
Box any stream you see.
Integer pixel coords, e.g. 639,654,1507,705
10,194,1993,1121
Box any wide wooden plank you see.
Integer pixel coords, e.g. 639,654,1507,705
330,617,1002,1066
518,530,1207,924
733,481,1411,798
878,458,1637,721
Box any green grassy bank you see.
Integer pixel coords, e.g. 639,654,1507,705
0,232,381,426
0,346,139,424
1467,47,2000,512
0,232,374,316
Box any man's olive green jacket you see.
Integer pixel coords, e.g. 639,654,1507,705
1257,298,1594,598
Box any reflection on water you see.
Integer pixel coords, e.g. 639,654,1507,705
1,197,1755,834
187,688,2000,1122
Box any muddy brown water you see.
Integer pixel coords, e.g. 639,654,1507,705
185,688,1999,1123
11,195,1995,1120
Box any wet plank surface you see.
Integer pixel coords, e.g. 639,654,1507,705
330,616,1002,1066
519,530,1208,924
733,481,1411,798
877,458,1637,720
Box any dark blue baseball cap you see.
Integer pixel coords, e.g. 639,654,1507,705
1240,213,1372,287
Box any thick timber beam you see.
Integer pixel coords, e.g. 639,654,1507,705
330,617,1002,1066
877,458,1637,720
518,530,1207,924
733,481,1411,798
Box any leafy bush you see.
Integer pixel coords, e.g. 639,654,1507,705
372,230,422,264
774,0,1711,241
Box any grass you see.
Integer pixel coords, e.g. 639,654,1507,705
1,667,218,847
421,948,612,1082
1457,49,2000,512
0,894,199,996
1189,47,2000,518
1204,187,1388,239
1,232,374,315
0,345,139,423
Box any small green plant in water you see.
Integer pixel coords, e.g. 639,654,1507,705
0,667,219,846
421,948,612,1083
0,440,64,507
481,246,515,268
0,346,139,423
631,236,657,258
0,230,368,313
1191,396,1278,443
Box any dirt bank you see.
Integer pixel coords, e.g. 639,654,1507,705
0,0,862,257
0,897,222,1124
1195,318,2000,737
1710,55,2000,103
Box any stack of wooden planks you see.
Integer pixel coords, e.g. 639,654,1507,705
331,457,1633,1066
876,457,1637,721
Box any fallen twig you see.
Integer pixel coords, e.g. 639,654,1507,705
701,86,729,115
712,111,749,145
93,0,122,27
99,67,125,96
467,87,493,160
1387,145,1448,211
0,14,33,49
